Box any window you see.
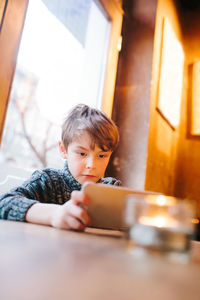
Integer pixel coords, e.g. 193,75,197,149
0,0,122,180
156,18,184,129
188,61,200,136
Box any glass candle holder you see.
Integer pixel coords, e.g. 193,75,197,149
124,194,195,255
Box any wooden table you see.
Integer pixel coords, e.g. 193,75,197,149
0,220,200,300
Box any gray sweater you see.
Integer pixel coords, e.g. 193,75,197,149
0,161,121,221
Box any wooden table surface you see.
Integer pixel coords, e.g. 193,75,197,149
0,220,200,300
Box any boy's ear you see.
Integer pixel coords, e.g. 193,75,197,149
58,141,67,159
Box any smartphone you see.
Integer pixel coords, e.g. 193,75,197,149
82,182,159,230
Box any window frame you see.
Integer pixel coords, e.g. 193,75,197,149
99,0,123,117
0,0,29,145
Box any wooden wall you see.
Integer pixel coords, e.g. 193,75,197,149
145,0,183,195
145,0,200,214
110,0,200,215
174,1,200,214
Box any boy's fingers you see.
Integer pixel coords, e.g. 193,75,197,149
71,190,90,206
66,215,85,231
66,203,91,227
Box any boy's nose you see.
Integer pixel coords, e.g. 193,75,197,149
86,156,96,169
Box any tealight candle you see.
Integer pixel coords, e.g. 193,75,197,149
125,194,194,254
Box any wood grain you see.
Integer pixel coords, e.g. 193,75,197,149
0,220,200,300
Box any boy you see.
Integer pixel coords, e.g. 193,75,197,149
0,104,120,231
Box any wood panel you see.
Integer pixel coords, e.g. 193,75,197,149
145,0,183,194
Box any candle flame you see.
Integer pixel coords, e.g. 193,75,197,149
140,215,173,228
156,195,167,206
191,218,199,224
147,195,176,206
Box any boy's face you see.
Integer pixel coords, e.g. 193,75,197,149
61,133,112,184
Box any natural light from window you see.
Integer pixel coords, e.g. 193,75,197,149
0,0,111,173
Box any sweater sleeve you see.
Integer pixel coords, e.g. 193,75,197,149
100,177,121,186
0,170,55,221
0,193,38,221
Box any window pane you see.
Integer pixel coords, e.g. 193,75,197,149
0,0,111,177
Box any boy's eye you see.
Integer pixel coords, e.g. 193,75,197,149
99,154,107,158
79,152,86,156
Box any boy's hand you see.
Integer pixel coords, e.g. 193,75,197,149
51,191,91,231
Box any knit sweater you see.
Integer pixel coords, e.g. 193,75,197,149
0,161,121,221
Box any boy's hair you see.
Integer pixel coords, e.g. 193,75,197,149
61,104,119,151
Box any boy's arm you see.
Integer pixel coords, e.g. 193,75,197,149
25,203,58,226
0,170,90,231
0,192,38,221
0,168,91,230
26,191,91,230
0,170,52,221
